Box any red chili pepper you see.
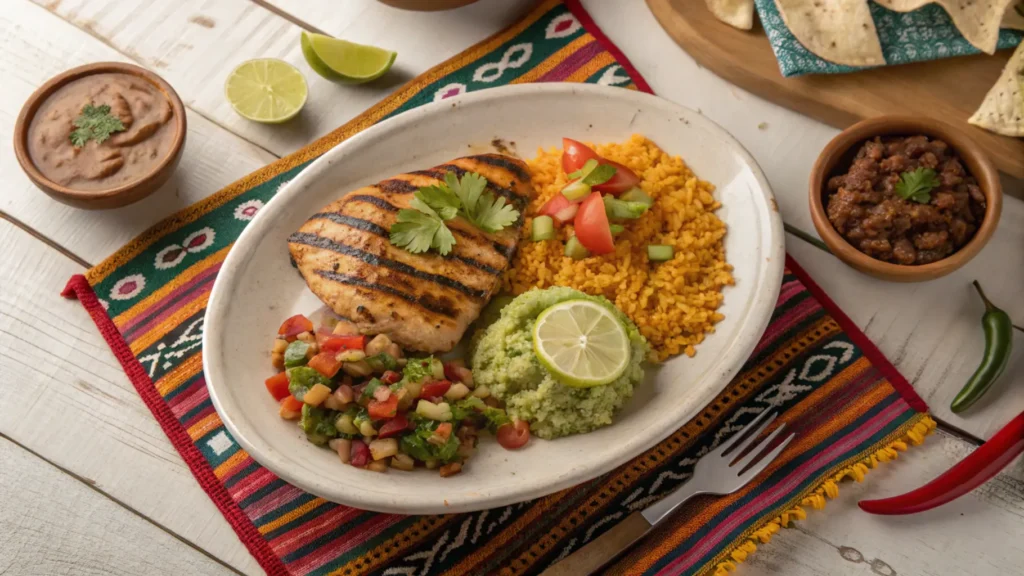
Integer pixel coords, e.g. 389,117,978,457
859,411,1024,515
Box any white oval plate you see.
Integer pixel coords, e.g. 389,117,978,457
203,84,784,514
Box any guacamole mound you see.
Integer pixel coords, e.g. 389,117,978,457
469,287,648,439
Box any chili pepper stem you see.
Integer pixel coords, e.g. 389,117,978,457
972,280,996,312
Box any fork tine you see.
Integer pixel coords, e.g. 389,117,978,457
725,411,777,462
714,410,775,457
736,431,796,484
732,423,788,472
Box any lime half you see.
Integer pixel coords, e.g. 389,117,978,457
301,31,396,83
533,300,631,388
225,59,307,123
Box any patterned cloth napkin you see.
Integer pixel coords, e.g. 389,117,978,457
61,1,936,574
756,0,1022,77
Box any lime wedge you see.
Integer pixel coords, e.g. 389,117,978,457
301,31,396,83
533,300,631,388
224,59,307,123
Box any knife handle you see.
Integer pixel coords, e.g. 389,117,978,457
539,511,650,576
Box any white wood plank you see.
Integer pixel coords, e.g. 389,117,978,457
0,3,277,266
738,430,1024,576
28,0,532,158
0,219,261,575
582,0,1024,440
0,437,236,576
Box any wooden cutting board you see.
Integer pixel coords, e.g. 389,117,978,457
647,0,1024,178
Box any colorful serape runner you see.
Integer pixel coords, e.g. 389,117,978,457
61,1,935,574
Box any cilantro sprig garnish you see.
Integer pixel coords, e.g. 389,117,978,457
69,104,125,148
894,167,940,204
390,171,520,255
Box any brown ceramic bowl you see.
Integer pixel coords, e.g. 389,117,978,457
809,116,1002,282
378,0,480,10
13,62,186,210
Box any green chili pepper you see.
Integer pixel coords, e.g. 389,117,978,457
950,281,1013,414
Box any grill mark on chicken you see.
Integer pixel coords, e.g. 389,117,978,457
309,212,390,237
449,227,516,260
314,269,458,318
378,179,419,194
465,154,531,182
289,232,489,299
347,194,399,212
306,212,504,276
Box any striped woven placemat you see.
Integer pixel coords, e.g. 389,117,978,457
61,1,935,574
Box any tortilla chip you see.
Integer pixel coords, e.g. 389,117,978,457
874,0,1015,54
774,0,885,67
1003,1,1024,30
705,0,755,30
969,42,1024,137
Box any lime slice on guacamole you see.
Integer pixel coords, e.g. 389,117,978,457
300,31,396,83
533,299,631,388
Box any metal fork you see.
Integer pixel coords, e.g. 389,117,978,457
540,410,796,576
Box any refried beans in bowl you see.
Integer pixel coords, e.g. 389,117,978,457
808,116,1001,283
825,135,986,266
14,62,186,209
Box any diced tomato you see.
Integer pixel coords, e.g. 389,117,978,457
592,160,641,195
434,422,452,441
538,193,571,218
381,370,402,385
378,413,410,438
419,380,452,399
350,440,370,467
280,396,304,413
320,334,366,353
368,395,399,419
307,352,342,378
264,372,291,401
561,138,601,174
574,193,615,255
278,314,313,340
497,420,531,450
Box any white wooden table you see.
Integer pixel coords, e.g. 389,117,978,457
2,1,1022,574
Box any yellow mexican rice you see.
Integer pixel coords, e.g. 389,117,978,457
505,135,733,360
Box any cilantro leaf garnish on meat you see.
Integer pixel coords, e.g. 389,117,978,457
389,171,520,255
895,167,940,204
69,104,125,147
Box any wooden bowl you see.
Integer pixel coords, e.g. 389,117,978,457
377,0,480,10
13,62,186,210
809,116,1002,282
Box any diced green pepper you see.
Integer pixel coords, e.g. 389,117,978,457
604,196,649,220
300,404,338,446
561,180,591,202
567,158,600,180
564,236,590,260
531,215,555,241
648,245,675,262
283,340,310,368
366,352,397,373
287,366,331,401
620,187,655,207
610,224,626,237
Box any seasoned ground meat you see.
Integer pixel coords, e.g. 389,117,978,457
825,135,986,265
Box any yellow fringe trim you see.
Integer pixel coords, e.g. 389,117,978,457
712,415,937,576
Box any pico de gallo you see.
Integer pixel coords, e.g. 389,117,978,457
266,312,530,477
533,138,672,262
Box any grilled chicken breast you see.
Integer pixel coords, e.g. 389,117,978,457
288,154,533,353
